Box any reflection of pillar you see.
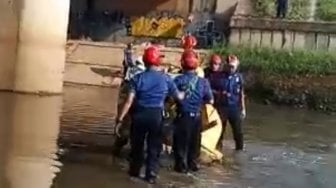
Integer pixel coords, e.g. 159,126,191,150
14,0,70,94
0,94,14,188
0,0,18,90
6,95,62,188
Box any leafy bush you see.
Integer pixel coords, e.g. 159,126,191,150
212,45,336,76
252,0,311,20
316,0,336,21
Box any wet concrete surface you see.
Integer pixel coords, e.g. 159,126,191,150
1,85,336,188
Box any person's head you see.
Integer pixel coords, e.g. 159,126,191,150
150,39,161,46
209,54,222,72
127,42,133,49
181,34,197,50
224,54,240,74
181,50,198,71
142,46,162,67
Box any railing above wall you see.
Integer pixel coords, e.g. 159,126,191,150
230,17,336,34
229,16,336,51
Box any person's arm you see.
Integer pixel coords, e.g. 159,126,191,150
203,79,214,104
115,77,137,136
169,76,184,101
239,74,246,118
240,90,246,110
118,92,135,122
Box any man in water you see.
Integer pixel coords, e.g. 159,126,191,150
115,47,184,184
216,54,246,151
173,51,213,173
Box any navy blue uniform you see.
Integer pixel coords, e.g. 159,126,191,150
173,71,213,172
217,72,244,150
128,68,178,179
204,67,224,105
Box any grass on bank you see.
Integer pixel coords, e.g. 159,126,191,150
316,0,336,21
212,45,336,76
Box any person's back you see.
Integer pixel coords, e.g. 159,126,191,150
116,46,182,184
172,50,213,173
174,72,212,113
130,68,174,108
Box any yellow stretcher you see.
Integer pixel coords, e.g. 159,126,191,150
191,68,223,162
167,68,223,163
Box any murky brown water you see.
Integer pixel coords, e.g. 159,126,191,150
1,85,336,188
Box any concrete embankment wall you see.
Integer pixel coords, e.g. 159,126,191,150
229,16,336,51
65,40,209,87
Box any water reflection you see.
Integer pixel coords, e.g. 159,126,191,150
53,86,336,188
0,93,62,188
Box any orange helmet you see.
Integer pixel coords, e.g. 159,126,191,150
142,46,161,66
181,50,198,70
210,54,222,65
181,34,197,50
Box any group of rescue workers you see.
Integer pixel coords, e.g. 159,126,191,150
114,34,246,184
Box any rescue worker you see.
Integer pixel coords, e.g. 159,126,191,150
112,57,145,158
123,43,134,78
204,54,225,134
181,33,197,50
216,54,246,151
115,46,184,184
173,51,214,173
204,54,223,97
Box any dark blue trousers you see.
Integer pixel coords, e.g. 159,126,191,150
277,0,288,18
173,113,202,171
217,107,243,150
129,107,163,179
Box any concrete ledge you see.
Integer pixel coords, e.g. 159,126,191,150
65,41,210,87
64,62,123,87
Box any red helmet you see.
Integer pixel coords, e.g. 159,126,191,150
210,54,222,65
181,34,197,50
142,46,161,66
181,50,198,70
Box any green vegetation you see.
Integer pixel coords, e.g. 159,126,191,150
252,0,310,20
213,45,336,76
212,45,336,112
316,0,336,21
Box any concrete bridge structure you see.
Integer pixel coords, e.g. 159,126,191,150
0,0,70,94
0,0,238,94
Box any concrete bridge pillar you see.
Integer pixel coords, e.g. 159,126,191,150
14,0,70,94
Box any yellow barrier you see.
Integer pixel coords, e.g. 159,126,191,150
130,16,185,38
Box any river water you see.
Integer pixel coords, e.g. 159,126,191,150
1,85,336,188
